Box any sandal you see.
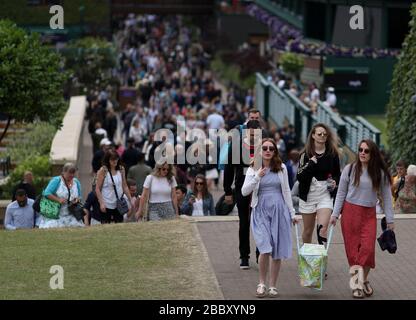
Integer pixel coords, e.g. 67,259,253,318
352,289,364,299
256,284,267,298
267,287,278,298
363,281,374,297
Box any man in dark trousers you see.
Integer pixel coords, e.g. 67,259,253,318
223,119,262,269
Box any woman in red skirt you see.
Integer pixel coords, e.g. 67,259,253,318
329,139,395,298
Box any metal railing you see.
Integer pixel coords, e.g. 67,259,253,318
268,83,295,128
255,74,382,151
285,90,311,145
255,73,269,118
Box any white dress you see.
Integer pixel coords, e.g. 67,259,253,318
38,178,85,229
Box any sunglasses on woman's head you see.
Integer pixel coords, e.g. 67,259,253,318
358,148,370,154
195,181,204,185
315,132,327,137
262,146,275,152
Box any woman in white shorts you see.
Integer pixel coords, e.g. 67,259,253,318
297,123,341,246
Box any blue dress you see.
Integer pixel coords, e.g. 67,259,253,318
251,169,292,260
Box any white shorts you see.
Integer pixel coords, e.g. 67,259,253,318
299,178,333,214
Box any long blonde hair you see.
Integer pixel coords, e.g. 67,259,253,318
152,163,176,182
304,123,339,158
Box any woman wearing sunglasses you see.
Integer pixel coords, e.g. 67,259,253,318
136,163,179,221
242,138,298,298
297,123,341,247
181,174,215,216
330,139,395,298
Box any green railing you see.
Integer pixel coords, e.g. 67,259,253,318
256,74,382,151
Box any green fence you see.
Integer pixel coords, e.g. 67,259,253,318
256,73,381,151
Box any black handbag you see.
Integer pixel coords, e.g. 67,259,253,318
63,176,85,221
377,217,397,254
108,170,129,215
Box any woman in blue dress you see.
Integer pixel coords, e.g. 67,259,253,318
242,138,299,298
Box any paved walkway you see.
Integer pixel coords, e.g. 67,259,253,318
196,217,416,300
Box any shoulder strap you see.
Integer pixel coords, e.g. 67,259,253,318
348,163,353,178
108,170,121,200
62,175,71,203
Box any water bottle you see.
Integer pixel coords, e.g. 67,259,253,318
326,174,334,192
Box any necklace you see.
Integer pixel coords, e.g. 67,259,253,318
314,150,326,159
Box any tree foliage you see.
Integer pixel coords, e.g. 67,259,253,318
61,37,117,93
279,52,304,77
386,4,416,164
0,20,67,129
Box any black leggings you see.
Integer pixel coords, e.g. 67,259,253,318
101,208,123,224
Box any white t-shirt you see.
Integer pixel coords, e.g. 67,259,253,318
192,198,204,216
326,93,337,107
311,88,320,102
143,175,177,203
206,113,225,130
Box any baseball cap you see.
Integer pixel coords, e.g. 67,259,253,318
100,138,112,146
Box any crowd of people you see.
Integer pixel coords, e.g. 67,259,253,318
3,13,416,300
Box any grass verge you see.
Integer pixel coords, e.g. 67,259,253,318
364,115,389,149
0,220,222,300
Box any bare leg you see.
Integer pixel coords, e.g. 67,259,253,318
316,208,332,240
363,266,371,281
301,213,316,243
269,259,282,288
258,253,270,285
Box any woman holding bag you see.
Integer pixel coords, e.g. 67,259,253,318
242,138,299,298
136,163,179,221
330,139,395,298
38,163,85,228
96,150,132,223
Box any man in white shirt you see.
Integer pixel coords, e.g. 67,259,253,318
206,108,225,130
5,189,36,230
325,87,337,108
310,83,320,102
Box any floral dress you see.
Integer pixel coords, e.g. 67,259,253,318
38,178,85,229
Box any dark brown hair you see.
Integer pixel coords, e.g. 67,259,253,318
352,139,391,191
252,138,283,172
304,123,339,158
192,174,209,198
102,150,122,171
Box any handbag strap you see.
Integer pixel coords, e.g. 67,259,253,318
294,223,334,253
62,175,71,203
108,169,122,200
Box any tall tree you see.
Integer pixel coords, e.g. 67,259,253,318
0,20,67,144
61,37,117,94
387,4,416,165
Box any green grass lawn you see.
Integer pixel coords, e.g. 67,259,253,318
364,115,389,149
0,221,222,300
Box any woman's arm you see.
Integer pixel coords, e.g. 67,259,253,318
280,166,296,219
331,165,351,218
171,187,179,217
241,167,260,196
136,187,149,220
44,177,66,204
381,175,395,224
95,168,106,212
296,152,316,183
